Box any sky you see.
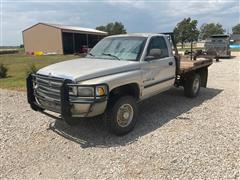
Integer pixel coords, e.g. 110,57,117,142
1,0,239,46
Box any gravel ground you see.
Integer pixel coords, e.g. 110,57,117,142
0,56,239,179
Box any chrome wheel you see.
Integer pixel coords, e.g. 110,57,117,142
116,103,134,128
193,77,200,94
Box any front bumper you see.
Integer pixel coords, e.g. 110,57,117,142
26,74,108,122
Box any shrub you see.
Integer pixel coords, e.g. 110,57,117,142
26,64,38,76
0,64,8,78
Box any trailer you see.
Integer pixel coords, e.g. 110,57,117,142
204,34,231,58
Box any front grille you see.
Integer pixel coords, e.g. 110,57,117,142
34,74,64,102
33,74,69,113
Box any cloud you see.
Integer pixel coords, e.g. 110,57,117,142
2,0,239,45
103,0,238,31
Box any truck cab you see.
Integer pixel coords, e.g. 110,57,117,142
27,33,212,135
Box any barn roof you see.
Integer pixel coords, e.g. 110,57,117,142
23,22,108,35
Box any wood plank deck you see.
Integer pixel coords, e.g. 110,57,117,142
179,56,213,74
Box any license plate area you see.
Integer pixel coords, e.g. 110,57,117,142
38,98,61,113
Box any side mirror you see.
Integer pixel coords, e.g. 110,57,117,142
145,48,162,61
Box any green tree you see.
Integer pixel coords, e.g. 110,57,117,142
95,25,105,32
96,22,127,35
173,17,199,48
199,23,225,40
232,24,240,34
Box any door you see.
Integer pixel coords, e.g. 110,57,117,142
62,32,74,54
141,36,176,98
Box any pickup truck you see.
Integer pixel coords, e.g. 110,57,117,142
27,33,213,135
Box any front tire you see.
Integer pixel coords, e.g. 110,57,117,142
184,73,201,98
105,96,138,135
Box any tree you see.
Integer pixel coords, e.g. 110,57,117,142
96,22,127,35
199,23,225,40
173,17,199,48
232,24,240,34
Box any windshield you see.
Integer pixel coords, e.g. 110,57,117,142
86,36,146,61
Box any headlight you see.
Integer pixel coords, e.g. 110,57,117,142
69,86,78,96
68,85,107,97
77,87,94,97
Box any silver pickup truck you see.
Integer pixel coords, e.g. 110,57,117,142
27,33,213,135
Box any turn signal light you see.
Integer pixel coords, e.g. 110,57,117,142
96,87,105,96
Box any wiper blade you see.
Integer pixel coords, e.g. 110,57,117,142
102,53,120,60
87,52,95,57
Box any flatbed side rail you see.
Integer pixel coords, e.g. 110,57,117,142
178,60,213,74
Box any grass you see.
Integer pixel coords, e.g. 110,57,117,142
230,48,240,52
0,53,80,90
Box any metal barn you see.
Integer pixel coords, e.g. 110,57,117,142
22,23,107,54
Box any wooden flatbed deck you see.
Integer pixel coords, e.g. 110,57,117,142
179,56,213,74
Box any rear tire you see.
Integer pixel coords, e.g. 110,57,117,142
105,96,138,135
184,73,201,98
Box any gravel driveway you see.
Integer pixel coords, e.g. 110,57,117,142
1,56,239,179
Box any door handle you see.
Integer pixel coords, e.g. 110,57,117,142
169,61,173,66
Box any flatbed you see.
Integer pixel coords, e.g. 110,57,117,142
179,56,213,74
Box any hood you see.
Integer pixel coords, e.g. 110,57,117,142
37,58,140,82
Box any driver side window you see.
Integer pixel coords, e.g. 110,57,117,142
147,36,169,59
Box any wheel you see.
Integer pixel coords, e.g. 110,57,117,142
105,96,138,135
184,73,201,98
